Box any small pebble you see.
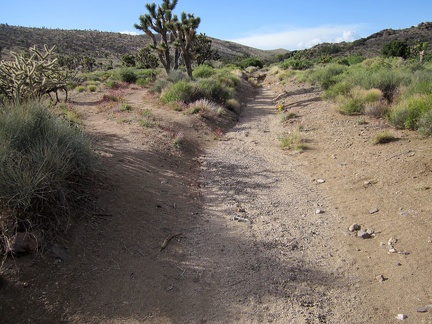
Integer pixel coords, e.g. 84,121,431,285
316,179,325,184
396,314,407,320
357,230,371,239
375,274,385,283
369,208,379,214
315,209,323,214
388,248,397,253
416,307,428,313
349,223,361,232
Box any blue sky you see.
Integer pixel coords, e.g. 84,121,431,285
1,0,431,50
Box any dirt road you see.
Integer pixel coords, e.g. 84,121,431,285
1,77,431,323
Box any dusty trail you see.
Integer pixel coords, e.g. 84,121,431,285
7,80,431,323
170,88,366,323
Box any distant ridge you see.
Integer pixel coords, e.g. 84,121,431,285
0,24,287,63
1,22,431,64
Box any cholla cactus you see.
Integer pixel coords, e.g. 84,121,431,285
0,45,70,104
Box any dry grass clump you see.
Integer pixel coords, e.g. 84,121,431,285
0,102,94,253
278,129,307,152
372,130,397,144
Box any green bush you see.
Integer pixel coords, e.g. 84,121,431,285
76,85,86,93
390,94,432,129
307,63,348,89
418,109,432,136
280,59,313,70
382,40,409,59
225,98,241,113
193,65,216,78
87,85,97,92
160,80,196,104
372,130,397,144
337,97,365,115
194,78,233,104
118,68,138,83
0,102,93,235
323,82,351,100
239,58,264,69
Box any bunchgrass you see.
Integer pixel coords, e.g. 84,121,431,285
0,101,94,243
278,130,307,152
372,130,397,144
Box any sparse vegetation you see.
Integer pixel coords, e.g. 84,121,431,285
0,101,93,246
278,130,307,152
372,130,397,144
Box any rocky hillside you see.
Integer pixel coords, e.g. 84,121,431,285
1,22,431,64
0,24,287,64
307,21,432,59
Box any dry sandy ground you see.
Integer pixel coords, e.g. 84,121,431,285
0,74,431,323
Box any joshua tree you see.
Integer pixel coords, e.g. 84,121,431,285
193,33,220,66
134,0,179,74
171,12,201,78
134,0,201,77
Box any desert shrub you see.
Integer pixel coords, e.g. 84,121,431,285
337,97,364,115
225,98,241,113
336,87,382,115
216,72,241,88
306,63,348,89
118,68,138,83
136,69,158,82
322,82,351,100
345,55,366,65
188,98,220,116
0,102,93,238
352,87,383,103
238,58,264,69
382,40,409,59
193,65,216,78
120,103,132,112
166,70,188,83
389,94,432,129
106,80,119,89
278,130,307,152
280,59,313,70
194,79,233,104
372,130,397,144
344,65,410,102
418,110,432,136
87,85,97,92
364,102,389,118
160,80,196,104
75,85,86,93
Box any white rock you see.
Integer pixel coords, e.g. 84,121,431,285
396,314,407,320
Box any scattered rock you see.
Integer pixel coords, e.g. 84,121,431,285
375,274,386,283
388,248,397,253
396,314,407,320
388,237,398,244
315,209,324,214
369,208,379,214
233,216,251,224
357,230,372,239
416,307,428,313
349,223,361,232
316,179,325,184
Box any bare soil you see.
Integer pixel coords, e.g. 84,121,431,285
1,75,431,323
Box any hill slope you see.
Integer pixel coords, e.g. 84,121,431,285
0,24,286,63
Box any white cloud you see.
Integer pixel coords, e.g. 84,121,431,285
119,30,139,35
229,25,362,50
